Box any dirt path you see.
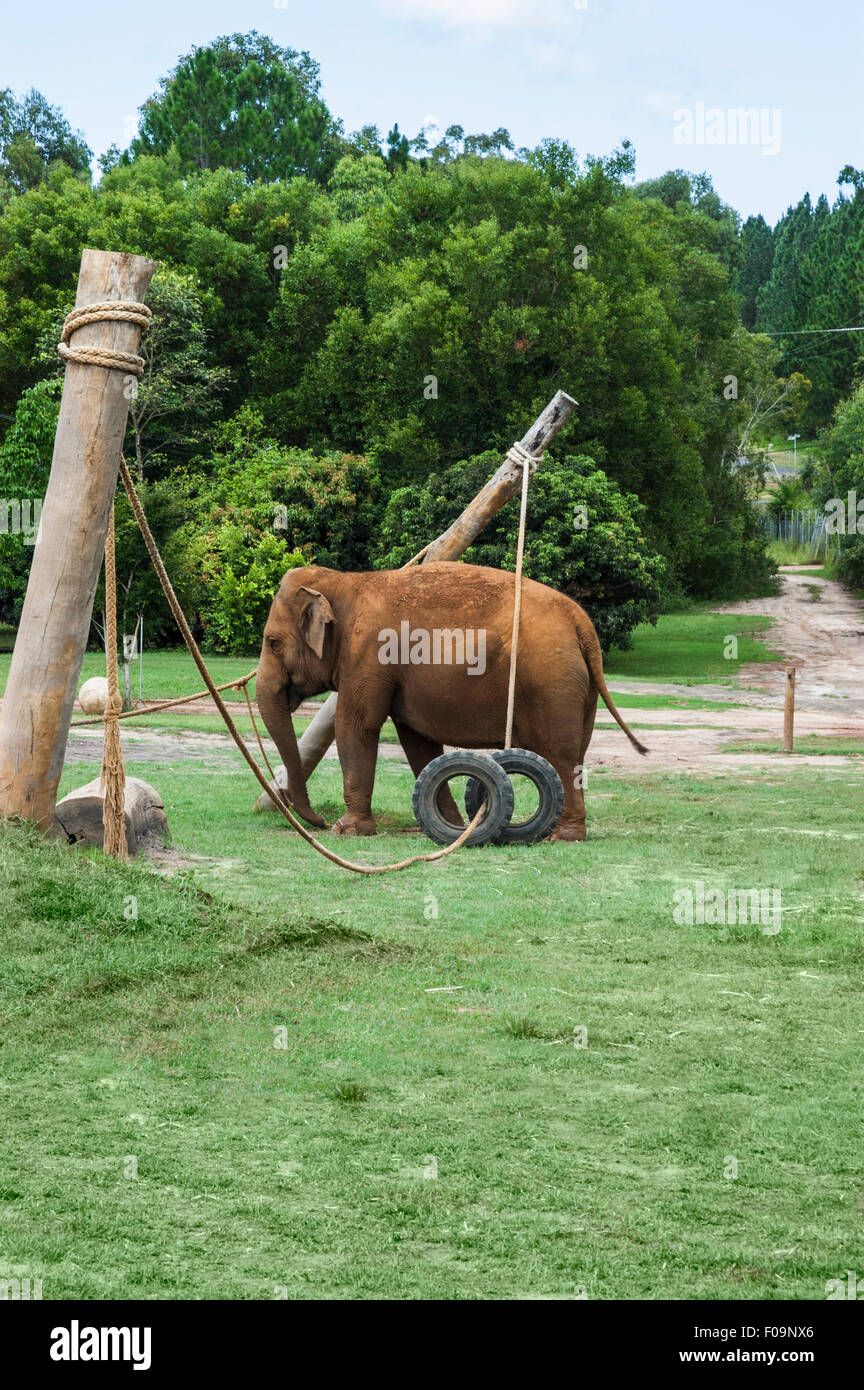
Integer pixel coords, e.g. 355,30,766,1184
58,567,864,780
714,567,864,712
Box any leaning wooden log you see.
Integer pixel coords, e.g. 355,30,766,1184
54,776,169,856
255,390,577,811
0,248,157,831
423,390,576,561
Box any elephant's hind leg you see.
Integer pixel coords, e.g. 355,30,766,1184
546,692,597,842
394,722,464,827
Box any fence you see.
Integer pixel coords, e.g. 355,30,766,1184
754,505,839,557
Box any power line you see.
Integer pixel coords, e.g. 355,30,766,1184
760,326,864,336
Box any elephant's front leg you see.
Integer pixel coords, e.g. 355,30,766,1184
333,696,387,836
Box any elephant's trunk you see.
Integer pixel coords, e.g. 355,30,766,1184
257,675,327,829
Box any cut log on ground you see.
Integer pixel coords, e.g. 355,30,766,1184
0,248,157,831
255,390,577,812
54,776,169,856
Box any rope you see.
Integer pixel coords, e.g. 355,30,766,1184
70,670,259,727
401,542,431,568
503,441,542,748
99,503,127,860
116,455,485,875
58,300,152,377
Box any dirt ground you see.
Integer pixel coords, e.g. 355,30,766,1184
57,567,864,780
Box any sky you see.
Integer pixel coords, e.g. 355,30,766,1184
2,0,861,223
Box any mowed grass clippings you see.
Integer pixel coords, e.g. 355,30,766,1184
1,754,863,1301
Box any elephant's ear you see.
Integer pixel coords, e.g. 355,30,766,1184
299,587,334,658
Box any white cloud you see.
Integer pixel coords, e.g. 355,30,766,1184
379,0,569,39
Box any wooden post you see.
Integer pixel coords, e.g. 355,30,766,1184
256,391,577,808
783,665,796,753
0,249,157,830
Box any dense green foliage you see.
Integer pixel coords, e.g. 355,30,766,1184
803,381,864,588
4,30,864,655
0,87,91,200
171,412,383,652
376,453,665,651
0,377,59,624
740,172,864,430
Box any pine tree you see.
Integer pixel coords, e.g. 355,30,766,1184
130,32,341,183
737,215,774,328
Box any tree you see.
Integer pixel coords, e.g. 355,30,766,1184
123,267,230,480
737,215,774,328
385,124,410,173
375,452,665,651
805,380,864,587
0,378,60,624
0,88,91,197
170,410,384,652
129,31,342,183
756,193,827,335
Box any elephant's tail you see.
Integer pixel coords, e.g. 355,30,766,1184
575,618,648,755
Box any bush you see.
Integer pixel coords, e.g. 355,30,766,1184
173,410,383,653
374,452,665,651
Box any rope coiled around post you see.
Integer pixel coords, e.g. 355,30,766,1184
58,300,152,377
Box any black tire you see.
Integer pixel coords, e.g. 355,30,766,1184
412,751,514,846
464,749,564,844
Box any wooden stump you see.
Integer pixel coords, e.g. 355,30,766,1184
783,665,796,753
54,776,169,856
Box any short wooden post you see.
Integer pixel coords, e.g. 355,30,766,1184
0,249,157,830
783,665,796,753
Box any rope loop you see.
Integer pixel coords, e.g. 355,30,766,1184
505,440,544,476
58,300,152,377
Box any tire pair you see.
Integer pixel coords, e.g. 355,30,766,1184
412,749,565,846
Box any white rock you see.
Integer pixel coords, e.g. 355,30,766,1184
78,676,110,715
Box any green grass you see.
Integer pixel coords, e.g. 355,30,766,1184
606,610,781,684
0,622,15,653
766,540,821,566
722,736,864,757
1,751,863,1301
607,691,750,710
0,649,257,701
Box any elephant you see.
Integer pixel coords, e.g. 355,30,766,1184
256,562,647,841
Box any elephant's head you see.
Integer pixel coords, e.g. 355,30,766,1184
256,568,338,829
